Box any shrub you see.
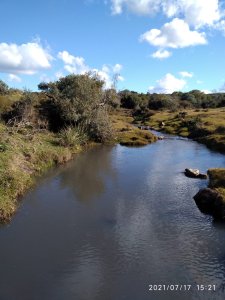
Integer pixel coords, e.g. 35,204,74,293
3,91,39,125
87,107,113,142
58,126,88,147
38,74,114,142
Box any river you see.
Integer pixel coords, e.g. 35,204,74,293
1,135,225,300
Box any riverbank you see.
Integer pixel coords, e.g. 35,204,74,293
144,109,225,201
114,109,225,202
0,109,157,223
110,109,157,146
208,168,225,198
0,122,89,223
144,108,225,152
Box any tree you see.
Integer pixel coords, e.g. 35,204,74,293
38,73,113,141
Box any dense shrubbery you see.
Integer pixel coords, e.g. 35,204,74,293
119,90,148,109
0,81,22,115
38,73,114,141
2,76,225,144
119,88,225,112
1,74,114,143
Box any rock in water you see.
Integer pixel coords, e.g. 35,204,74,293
193,188,225,220
198,173,208,179
185,168,200,177
184,168,207,179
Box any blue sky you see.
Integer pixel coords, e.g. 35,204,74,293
1,0,225,93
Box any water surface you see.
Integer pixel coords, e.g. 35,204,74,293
1,137,225,300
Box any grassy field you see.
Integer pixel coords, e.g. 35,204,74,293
145,108,225,152
110,109,157,146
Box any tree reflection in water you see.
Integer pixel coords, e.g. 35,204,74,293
58,146,117,202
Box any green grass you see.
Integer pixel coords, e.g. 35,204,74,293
0,108,157,223
110,109,157,146
117,128,157,146
208,169,225,189
146,108,225,152
207,168,225,200
0,122,84,223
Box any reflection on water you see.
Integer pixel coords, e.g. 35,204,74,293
0,140,225,300
59,146,116,202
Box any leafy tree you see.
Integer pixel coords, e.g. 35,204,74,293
38,73,113,141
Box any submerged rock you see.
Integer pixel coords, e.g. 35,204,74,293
193,188,225,220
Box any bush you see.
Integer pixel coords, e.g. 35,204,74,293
2,91,39,125
38,73,114,142
58,126,88,147
148,94,178,111
87,107,113,142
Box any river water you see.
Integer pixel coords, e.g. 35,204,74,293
1,135,225,300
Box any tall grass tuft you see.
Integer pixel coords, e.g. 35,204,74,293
58,126,88,147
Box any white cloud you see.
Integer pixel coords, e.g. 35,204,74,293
113,63,123,73
140,18,207,49
179,71,193,78
58,50,124,89
111,0,161,15
181,0,221,28
116,75,124,81
214,19,225,34
58,51,89,74
201,89,212,94
111,0,221,28
0,42,52,75
151,49,172,59
8,74,22,82
93,64,124,88
148,73,186,94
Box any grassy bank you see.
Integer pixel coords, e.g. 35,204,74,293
0,122,90,223
110,109,157,146
145,108,225,153
208,168,225,198
0,109,157,223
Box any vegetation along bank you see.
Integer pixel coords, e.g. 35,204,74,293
0,76,156,223
2,78,225,223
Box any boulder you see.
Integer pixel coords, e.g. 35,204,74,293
184,168,207,179
193,188,225,220
158,136,164,140
198,173,208,179
185,168,200,177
